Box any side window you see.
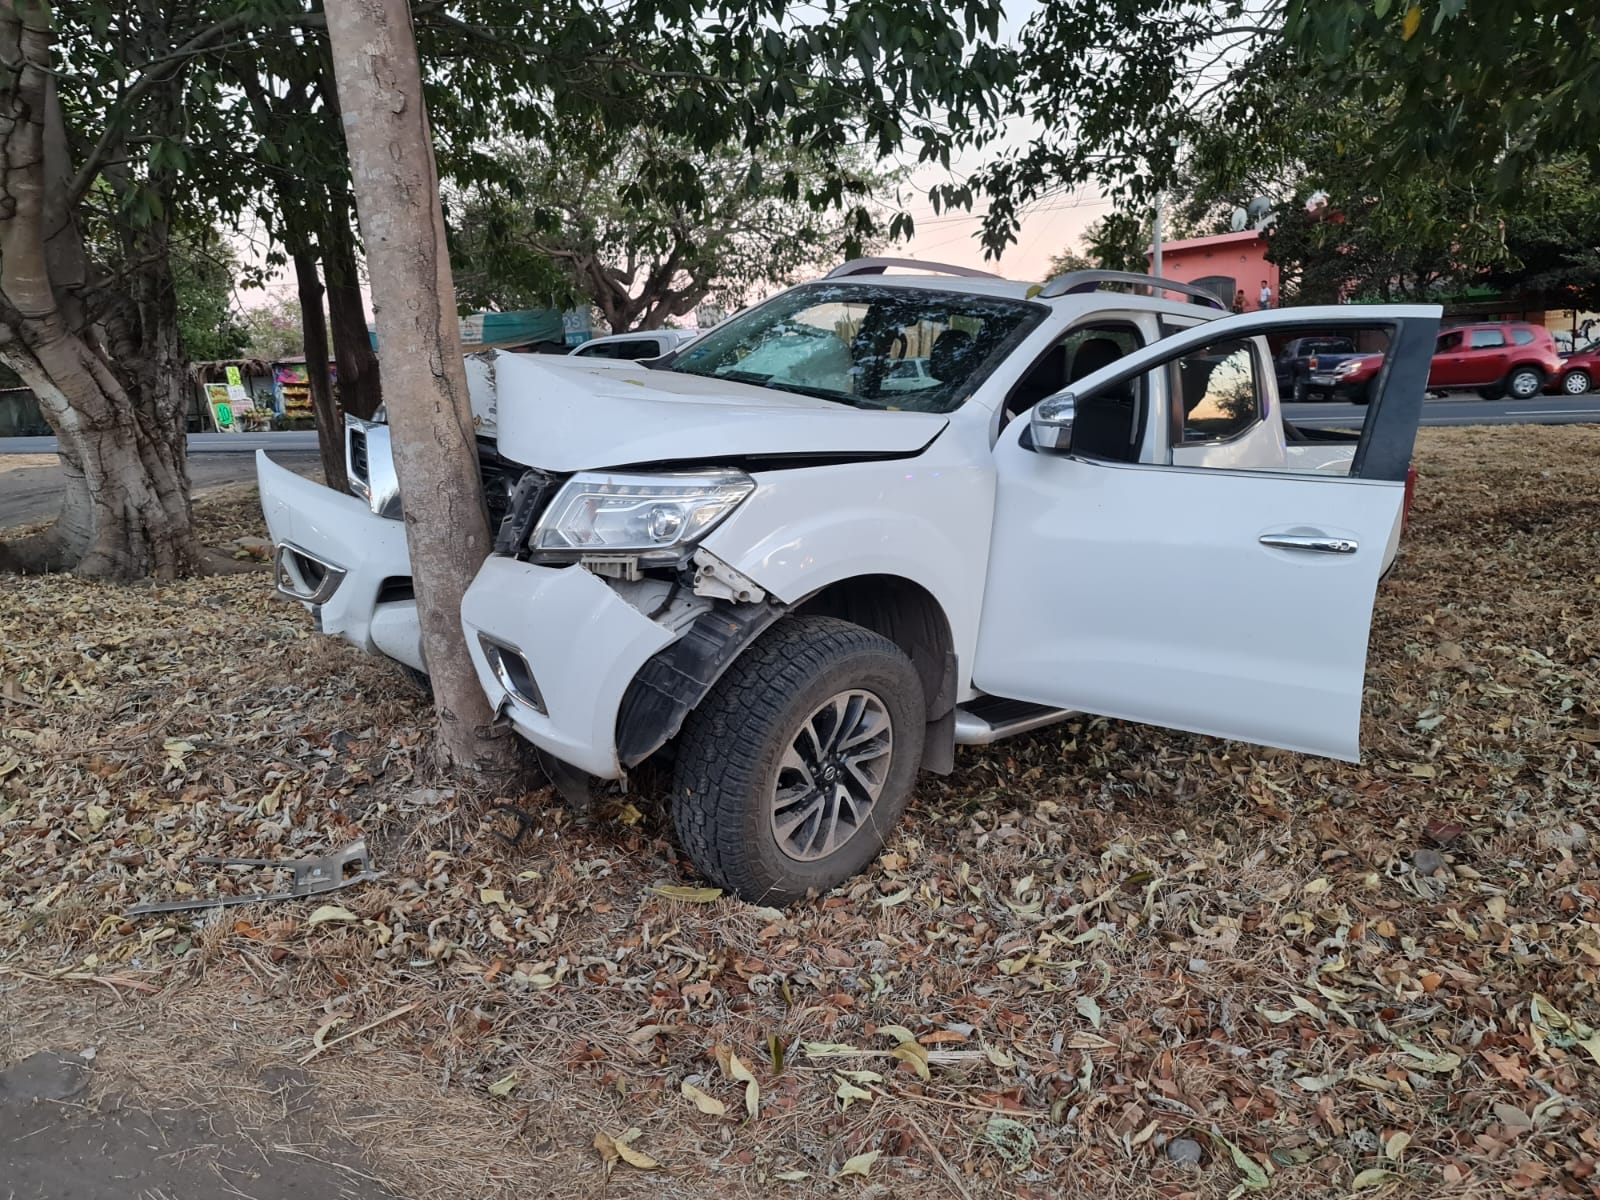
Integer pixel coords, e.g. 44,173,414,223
1470,328,1506,349
1003,322,1142,425
1437,331,1464,352
1511,328,1535,346
578,338,663,360
1170,338,1262,444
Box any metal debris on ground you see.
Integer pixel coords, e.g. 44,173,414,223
126,839,377,916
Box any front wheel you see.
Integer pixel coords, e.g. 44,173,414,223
1506,367,1542,400
1561,368,1593,395
671,615,925,905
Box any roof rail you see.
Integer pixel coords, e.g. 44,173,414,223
825,257,1004,281
1036,269,1227,310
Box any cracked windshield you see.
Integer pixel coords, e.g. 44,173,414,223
670,282,1042,413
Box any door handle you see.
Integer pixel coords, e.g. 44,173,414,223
1259,533,1359,554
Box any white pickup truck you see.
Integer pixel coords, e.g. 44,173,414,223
259,263,1437,903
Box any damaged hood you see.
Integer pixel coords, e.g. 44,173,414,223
487,353,947,472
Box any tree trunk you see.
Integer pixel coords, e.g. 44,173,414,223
0,5,197,579
324,205,384,421
325,0,519,778
293,251,348,493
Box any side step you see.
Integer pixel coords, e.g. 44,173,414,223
953,696,1075,746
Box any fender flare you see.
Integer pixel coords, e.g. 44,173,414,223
613,601,787,768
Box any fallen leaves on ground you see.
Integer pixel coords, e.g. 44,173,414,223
2,431,1599,1199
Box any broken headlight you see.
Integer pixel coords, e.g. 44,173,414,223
527,469,754,564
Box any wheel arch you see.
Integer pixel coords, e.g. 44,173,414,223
792,574,959,773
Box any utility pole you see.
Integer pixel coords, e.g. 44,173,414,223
1152,192,1164,277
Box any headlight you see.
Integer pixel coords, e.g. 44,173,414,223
528,469,754,562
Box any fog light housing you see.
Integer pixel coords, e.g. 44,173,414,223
479,634,545,712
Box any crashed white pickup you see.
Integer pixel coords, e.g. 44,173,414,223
260,264,1437,902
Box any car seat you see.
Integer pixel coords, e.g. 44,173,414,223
1067,337,1140,462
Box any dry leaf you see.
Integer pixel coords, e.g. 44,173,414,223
890,1040,930,1080
1384,1131,1411,1159
681,1080,726,1117
650,885,722,903
595,1130,662,1171
838,1149,879,1179
834,1074,873,1109
1352,1167,1399,1189
306,905,357,926
488,1073,517,1098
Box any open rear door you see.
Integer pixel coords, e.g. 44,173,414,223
972,305,1440,761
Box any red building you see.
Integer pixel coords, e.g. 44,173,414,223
1145,231,1280,311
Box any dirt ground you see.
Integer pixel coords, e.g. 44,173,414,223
2,426,1597,1199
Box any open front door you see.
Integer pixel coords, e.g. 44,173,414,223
972,305,1440,761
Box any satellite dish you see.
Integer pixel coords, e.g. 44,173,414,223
1229,207,1249,232
1246,195,1274,219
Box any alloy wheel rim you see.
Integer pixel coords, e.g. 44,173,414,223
769,689,893,862
1512,373,1539,398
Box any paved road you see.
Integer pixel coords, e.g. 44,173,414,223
1284,392,1600,427
0,431,321,455
0,449,320,528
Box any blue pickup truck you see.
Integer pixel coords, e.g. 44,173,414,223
1273,336,1364,402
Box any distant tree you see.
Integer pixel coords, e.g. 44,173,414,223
171,232,249,362
451,135,902,332
1082,213,1152,274
238,296,307,361
1044,248,1092,278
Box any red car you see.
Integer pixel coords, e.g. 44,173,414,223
1428,322,1564,400
1551,341,1599,396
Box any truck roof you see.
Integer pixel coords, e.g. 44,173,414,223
816,273,1224,321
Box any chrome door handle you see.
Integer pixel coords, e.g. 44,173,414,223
1259,533,1359,554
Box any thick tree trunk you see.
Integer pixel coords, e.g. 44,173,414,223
324,207,384,420
326,0,519,778
294,251,348,493
0,4,197,579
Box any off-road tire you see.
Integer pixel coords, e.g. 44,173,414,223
671,615,925,905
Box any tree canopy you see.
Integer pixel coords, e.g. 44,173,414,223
450,135,900,330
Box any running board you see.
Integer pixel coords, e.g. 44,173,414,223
953,699,1076,746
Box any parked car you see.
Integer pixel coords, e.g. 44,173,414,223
261,261,1437,903
1274,336,1363,402
1303,351,1386,404
569,329,698,360
1550,341,1600,396
1428,322,1563,400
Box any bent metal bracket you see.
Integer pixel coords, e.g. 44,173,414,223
126,840,377,916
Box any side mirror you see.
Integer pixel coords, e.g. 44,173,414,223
1031,392,1076,451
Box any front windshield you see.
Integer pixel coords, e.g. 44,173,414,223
669,282,1044,414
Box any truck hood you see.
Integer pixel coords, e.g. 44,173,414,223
489,353,947,472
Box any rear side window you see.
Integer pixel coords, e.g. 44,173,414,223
1470,329,1507,349
1511,328,1535,346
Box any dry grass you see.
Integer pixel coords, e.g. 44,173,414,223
2,427,1598,1199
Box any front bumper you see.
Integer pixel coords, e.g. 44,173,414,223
256,451,424,671
461,557,680,779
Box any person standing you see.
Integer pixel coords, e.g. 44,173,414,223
1258,279,1274,309
1233,289,1247,313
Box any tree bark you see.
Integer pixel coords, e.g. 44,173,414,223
0,3,197,579
294,251,348,493
325,0,519,778
324,203,384,420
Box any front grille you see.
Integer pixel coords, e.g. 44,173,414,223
491,468,561,556
348,428,369,487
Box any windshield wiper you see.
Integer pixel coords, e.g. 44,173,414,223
760,380,863,407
